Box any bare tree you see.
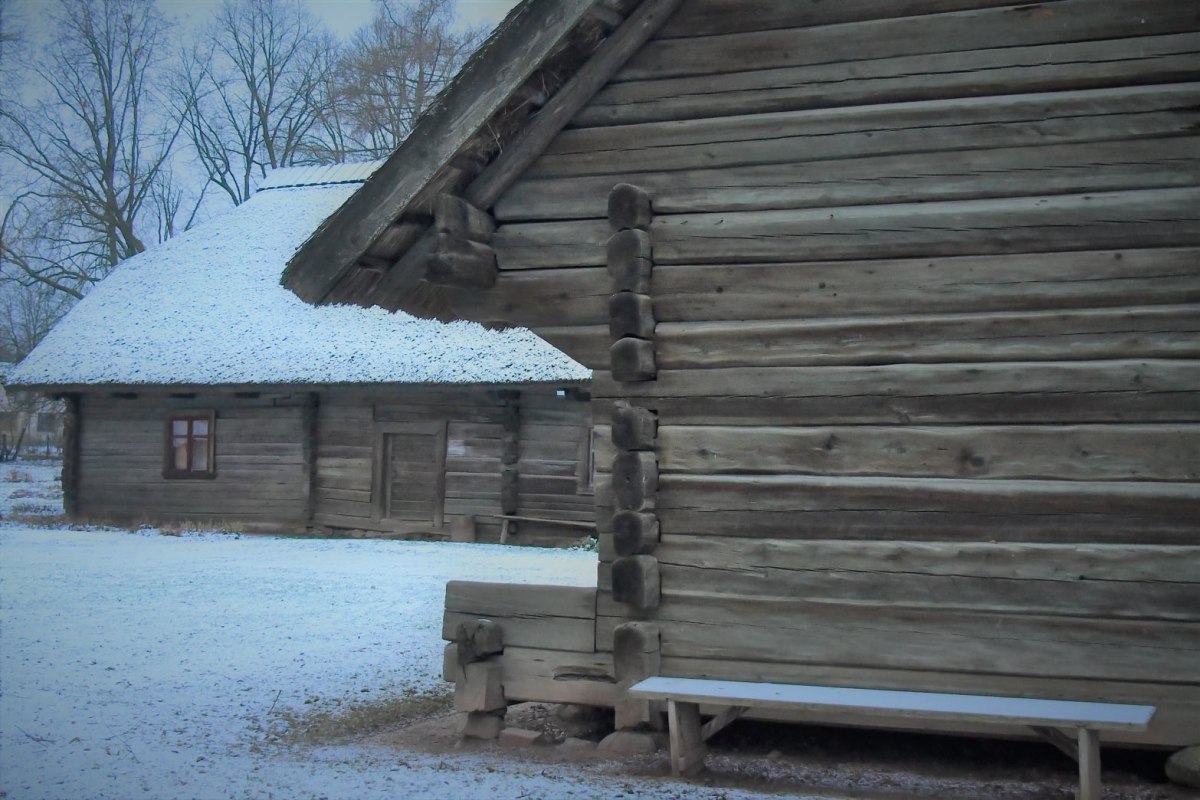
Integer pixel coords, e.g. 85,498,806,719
335,0,485,159
172,0,339,206
0,0,182,293
0,278,72,362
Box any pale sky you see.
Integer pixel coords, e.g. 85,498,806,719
155,0,522,39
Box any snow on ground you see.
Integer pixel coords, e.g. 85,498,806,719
0,466,795,799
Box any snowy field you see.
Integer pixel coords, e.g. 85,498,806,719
0,465,790,799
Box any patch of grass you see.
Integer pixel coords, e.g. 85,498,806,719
4,469,33,483
277,687,454,744
9,501,56,515
7,512,70,527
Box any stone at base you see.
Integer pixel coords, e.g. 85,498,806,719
555,704,611,738
598,730,666,756
559,737,599,751
498,727,549,747
456,711,505,740
1166,746,1200,788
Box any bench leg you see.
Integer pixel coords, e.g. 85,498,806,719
667,700,707,777
1077,728,1101,800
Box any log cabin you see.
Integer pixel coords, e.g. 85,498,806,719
9,164,594,543
281,0,1199,750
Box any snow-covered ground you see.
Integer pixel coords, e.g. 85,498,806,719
0,464,788,799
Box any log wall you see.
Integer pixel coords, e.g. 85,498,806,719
73,384,593,542
462,0,1200,745
75,391,311,532
313,385,593,544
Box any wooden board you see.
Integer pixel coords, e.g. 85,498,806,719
654,423,1200,481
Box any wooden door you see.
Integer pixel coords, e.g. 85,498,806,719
375,422,446,527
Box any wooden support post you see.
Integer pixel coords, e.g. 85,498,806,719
613,622,661,730
611,402,656,451
427,233,498,289
668,700,707,776
302,392,319,529
456,619,504,665
451,618,507,739
454,660,506,713
1078,728,1101,800
701,706,749,741
611,554,661,610
60,393,81,519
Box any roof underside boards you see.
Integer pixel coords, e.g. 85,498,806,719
9,174,589,389
280,0,612,308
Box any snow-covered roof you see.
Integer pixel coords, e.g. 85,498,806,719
9,167,589,388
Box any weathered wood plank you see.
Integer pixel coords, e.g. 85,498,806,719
597,596,1200,683
594,360,1200,425
499,136,1200,220
580,33,1200,125
654,474,1200,544
500,646,615,706
495,188,1200,269
656,305,1200,368
655,424,1200,482
654,0,1067,39
531,84,1200,179
445,580,597,619
450,248,1200,330
654,537,1200,621
619,0,1200,81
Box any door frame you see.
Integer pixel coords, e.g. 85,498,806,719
371,420,447,528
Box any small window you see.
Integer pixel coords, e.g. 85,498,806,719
164,412,216,479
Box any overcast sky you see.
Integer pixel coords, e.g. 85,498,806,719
155,0,522,38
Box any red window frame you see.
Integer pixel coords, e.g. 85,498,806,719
163,412,216,479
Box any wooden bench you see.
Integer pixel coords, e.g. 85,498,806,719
628,677,1155,800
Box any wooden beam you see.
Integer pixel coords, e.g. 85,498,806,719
608,183,653,231
436,194,496,243
611,337,657,382
612,510,660,556
368,0,684,309
587,4,625,29
607,229,653,293
611,402,657,451
282,0,596,304
701,705,749,741
611,554,661,610
1031,726,1080,762
609,292,655,340
427,234,498,290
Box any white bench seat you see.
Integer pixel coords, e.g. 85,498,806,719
628,677,1156,800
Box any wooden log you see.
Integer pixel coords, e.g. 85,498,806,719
612,451,658,512
668,700,707,775
611,555,661,610
501,467,519,516
583,33,1200,127
60,393,81,518
494,187,1200,269
654,474,1200,544
654,423,1200,482
501,433,519,465
501,647,616,707
656,0,1026,38
654,537,1200,622
612,511,661,556
436,194,495,242
445,580,597,621
608,183,652,231
611,338,657,383
454,659,506,713
527,84,1200,180
456,619,504,665
501,135,1200,220
619,0,1200,81
609,292,655,341
655,304,1200,368
607,229,653,293
427,233,498,289
599,596,1200,684
444,642,466,684
611,402,657,452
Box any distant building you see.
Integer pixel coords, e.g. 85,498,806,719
9,164,593,541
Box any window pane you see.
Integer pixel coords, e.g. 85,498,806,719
193,419,208,436
191,437,209,472
172,420,188,436
172,437,189,470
